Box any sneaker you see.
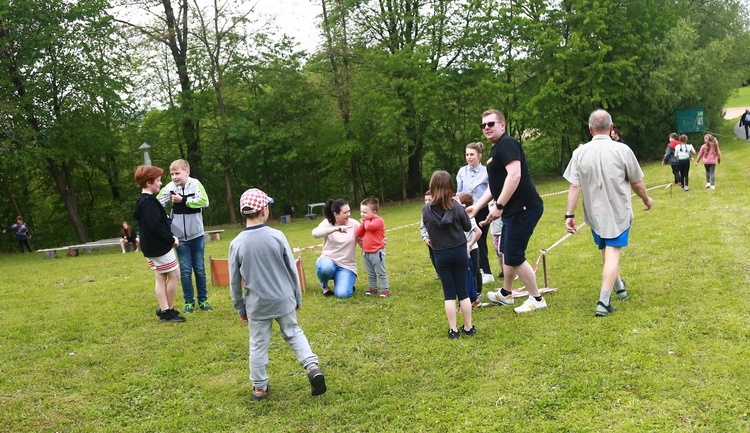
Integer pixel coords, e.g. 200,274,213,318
199,300,213,311
160,309,187,323
252,384,270,401
482,273,495,284
448,329,460,339
379,290,390,298
614,278,629,300
366,288,377,296
322,288,334,297
462,325,476,336
306,365,327,396
486,290,514,306
184,303,195,314
706,183,711,188
155,307,162,317
122,250,126,254
683,186,689,191
471,299,481,308
595,301,617,317
710,185,715,190
513,296,547,313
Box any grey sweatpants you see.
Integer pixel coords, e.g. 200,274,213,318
248,310,318,390
362,249,389,290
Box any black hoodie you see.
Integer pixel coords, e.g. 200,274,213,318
133,193,174,258
421,203,471,251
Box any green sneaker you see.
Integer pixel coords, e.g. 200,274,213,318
184,303,195,314
199,300,213,312
595,301,617,317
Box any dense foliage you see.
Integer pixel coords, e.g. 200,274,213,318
1,0,749,249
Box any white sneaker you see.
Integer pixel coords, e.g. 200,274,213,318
706,183,710,188
710,185,715,190
482,272,495,284
486,290,514,306
513,296,547,313
683,186,689,191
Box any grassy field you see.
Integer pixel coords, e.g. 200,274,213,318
723,85,750,108
2,119,749,432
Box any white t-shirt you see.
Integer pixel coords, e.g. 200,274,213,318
675,143,695,160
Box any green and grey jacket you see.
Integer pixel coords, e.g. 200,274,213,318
158,177,209,241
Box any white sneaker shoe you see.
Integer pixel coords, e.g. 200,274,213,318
706,183,710,188
710,185,715,190
513,296,547,313
486,290,514,306
482,273,495,284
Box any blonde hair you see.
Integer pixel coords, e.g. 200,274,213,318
169,159,190,172
465,142,483,155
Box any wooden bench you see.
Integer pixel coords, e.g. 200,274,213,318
204,229,225,242
37,238,123,259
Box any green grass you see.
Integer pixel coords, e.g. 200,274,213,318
2,119,750,432
723,85,750,108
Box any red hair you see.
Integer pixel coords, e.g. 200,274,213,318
134,165,164,188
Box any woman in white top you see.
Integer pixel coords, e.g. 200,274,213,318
312,199,361,298
676,134,696,191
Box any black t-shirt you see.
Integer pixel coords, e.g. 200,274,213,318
487,133,543,216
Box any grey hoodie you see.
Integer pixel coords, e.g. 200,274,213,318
421,203,471,251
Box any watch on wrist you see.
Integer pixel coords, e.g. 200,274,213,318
496,203,504,210
565,214,575,219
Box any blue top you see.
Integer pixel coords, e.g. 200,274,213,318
456,164,488,204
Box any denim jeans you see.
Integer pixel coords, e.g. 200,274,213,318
315,256,357,298
175,236,207,304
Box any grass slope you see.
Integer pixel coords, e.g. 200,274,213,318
1,120,749,432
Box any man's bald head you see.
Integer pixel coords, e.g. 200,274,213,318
589,109,613,135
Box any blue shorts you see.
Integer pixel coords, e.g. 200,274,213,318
499,205,544,267
591,226,630,250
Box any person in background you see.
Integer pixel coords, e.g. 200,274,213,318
312,199,361,298
422,171,474,339
456,142,494,284
457,192,482,307
740,109,750,139
563,109,653,316
675,134,696,191
356,197,390,298
662,133,681,185
132,165,184,323
119,221,140,253
229,188,326,401
3,216,32,253
158,159,212,314
611,128,624,143
696,134,722,190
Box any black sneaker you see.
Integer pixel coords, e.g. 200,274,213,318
448,329,460,339
160,309,187,322
462,325,476,337
306,365,327,396
198,300,213,311
595,301,617,317
155,307,162,317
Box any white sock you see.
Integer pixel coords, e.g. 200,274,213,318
599,290,611,306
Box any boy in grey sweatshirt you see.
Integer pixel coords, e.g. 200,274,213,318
229,188,326,401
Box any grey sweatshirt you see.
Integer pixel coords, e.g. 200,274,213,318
229,224,301,320
421,203,471,251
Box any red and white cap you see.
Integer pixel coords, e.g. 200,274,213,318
239,188,274,215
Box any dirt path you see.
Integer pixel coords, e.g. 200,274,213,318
723,107,747,119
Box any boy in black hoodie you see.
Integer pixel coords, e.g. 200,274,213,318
133,165,185,323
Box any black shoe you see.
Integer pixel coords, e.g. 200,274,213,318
155,307,162,317
160,309,186,322
448,329,460,339
595,301,617,317
462,325,476,337
322,289,334,297
306,365,327,396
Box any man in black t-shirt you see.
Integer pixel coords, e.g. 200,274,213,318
466,109,547,314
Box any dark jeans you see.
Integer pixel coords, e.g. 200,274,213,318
434,245,469,301
474,206,492,275
670,164,680,184
17,239,32,253
677,159,690,187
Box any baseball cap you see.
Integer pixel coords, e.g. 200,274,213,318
239,188,274,215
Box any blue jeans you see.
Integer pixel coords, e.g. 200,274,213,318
175,236,207,304
315,256,357,299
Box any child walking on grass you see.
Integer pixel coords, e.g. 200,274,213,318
229,188,326,401
356,197,390,297
132,165,184,323
696,134,722,189
422,171,475,339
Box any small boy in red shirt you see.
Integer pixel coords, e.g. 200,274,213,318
356,197,390,297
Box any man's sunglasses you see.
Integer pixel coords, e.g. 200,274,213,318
481,121,499,129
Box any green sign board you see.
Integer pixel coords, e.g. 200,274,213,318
676,108,705,133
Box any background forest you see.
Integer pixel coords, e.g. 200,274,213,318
2,0,750,250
